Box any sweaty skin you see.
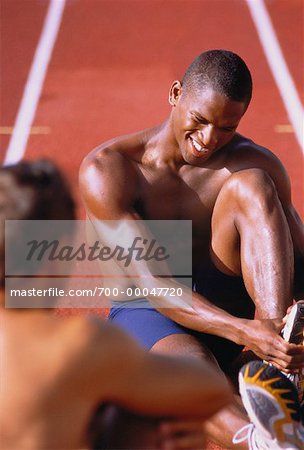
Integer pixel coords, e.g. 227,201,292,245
80,84,304,449
80,86,304,368
0,298,231,449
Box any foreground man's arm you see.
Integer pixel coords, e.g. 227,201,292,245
81,319,233,419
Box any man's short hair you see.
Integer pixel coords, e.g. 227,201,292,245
0,159,75,221
0,159,75,285
181,49,253,105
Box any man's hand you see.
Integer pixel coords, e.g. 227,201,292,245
241,318,304,372
159,420,206,450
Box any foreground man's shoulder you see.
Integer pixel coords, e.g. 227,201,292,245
70,316,144,370
51,316,116,359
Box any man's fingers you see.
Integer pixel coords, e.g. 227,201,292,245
266,353,304,372
273,336,304,355
256,342,304,371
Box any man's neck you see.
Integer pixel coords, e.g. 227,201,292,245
144,118,186,170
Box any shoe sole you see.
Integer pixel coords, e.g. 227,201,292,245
282,302,304,345
282,301,304,407
239,361,301,446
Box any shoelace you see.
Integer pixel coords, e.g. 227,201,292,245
233,423,303,449
232,423,257,450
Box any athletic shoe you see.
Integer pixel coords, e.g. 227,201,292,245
281,301,304,405
282,301,304,345
233,360,304,449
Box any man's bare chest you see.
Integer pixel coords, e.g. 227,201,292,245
134,164,231,227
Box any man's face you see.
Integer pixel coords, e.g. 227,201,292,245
171,84,247,165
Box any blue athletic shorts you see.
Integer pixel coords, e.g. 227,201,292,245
108,264,255,370
108,298,185,349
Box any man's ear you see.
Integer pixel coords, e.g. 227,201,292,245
168,81,182,106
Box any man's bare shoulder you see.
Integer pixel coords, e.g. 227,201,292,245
224,134,292,205
79,128,157,217
80,139,138,186
81,127,156,170
83,316,142,357
59,316,144,396
52,315,141,363
1,312,144,420
227,134,288,176
2,313,100,378
14,314,142,382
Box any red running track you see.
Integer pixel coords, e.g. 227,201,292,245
1,2,303,447
1,0,303,217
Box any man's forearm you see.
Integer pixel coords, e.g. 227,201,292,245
139,276,248,345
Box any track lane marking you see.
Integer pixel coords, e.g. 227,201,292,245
274,124,294,134
4,0,66,165
246,0,304,152
1,126,51,135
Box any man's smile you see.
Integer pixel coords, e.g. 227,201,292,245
189,136,210,158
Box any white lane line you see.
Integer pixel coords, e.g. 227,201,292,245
4,0,66,165
246,0,304,153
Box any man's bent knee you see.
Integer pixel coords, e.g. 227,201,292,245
221,168,281,216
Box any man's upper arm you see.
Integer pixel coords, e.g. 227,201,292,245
79,148,138,220
68,318,145,399
84,319,232,420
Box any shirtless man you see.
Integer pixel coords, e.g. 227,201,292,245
80,50,304,449
0,160,232,449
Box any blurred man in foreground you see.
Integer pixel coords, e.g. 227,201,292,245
0,160,232,449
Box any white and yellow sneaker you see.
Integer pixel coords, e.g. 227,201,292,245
282,301,304,345
233,360,304,449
